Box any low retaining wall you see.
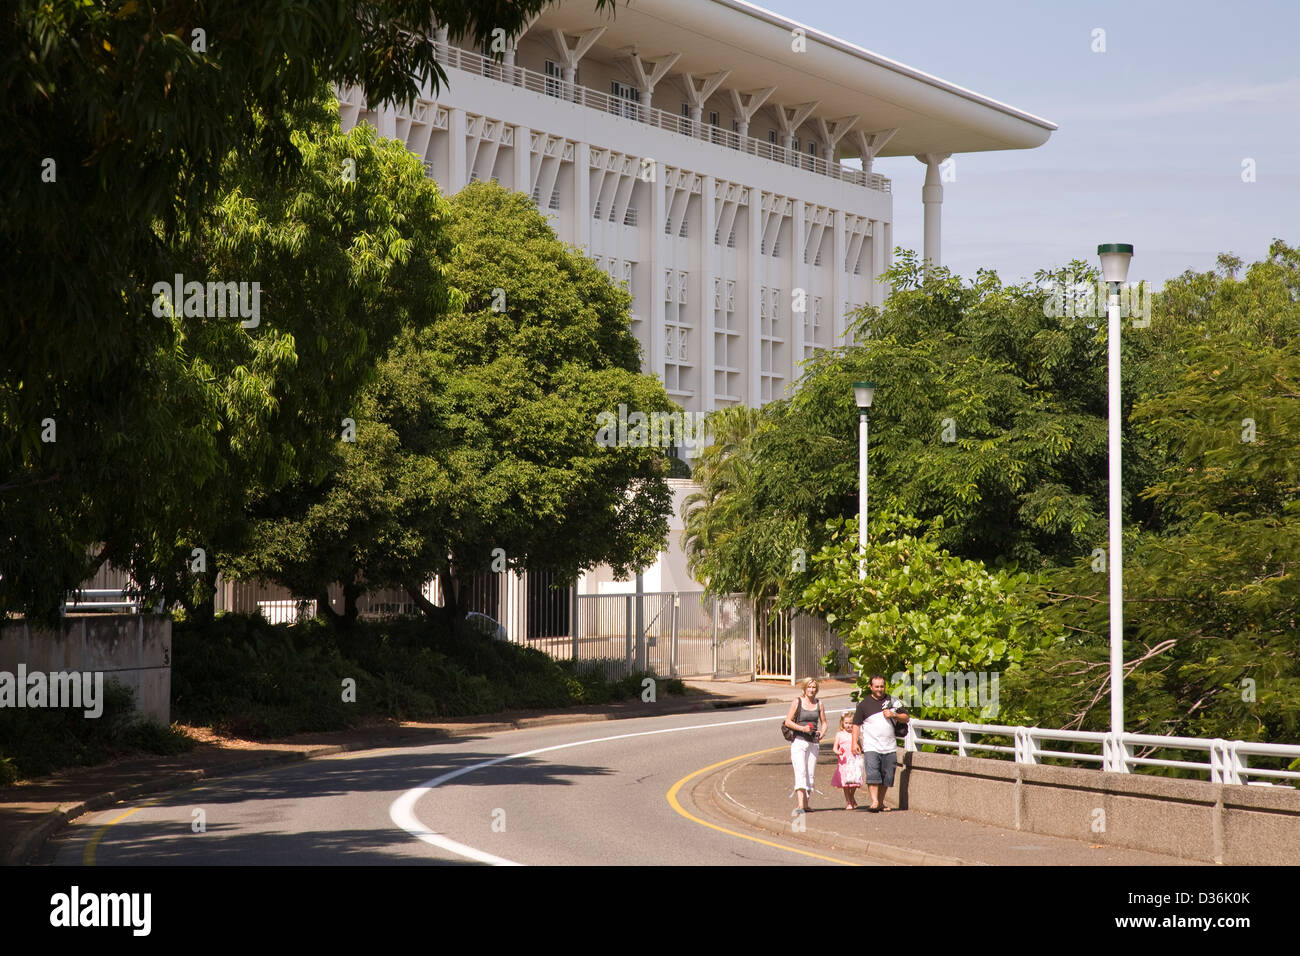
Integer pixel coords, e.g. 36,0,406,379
896,749,1300,865
0,615,171,724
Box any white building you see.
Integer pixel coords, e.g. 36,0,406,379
337,0,1055,616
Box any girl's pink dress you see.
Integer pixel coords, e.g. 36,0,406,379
830,730,864,788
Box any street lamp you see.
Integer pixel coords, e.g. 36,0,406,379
853,382,875,580
1097,242,1133,764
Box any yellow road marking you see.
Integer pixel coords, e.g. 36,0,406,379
666,747,861,866
83,805,146,867
78,750,386,866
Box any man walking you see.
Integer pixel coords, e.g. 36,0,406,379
851,674,909,812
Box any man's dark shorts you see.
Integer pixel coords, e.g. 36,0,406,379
864,750,897,786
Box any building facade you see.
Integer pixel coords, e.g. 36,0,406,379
337,0,1055,608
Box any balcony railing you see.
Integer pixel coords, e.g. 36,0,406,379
438,42,891,194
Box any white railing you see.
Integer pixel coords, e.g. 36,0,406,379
902,719,1300,786
436,42,891,195
63,588,142,613
256,598,317,625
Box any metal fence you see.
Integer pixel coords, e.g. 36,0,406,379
532,591,755,683
904,720,1300,785
754,598,849,682
536,591,847,684
60,563,848,686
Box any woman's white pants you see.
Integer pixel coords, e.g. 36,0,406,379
790,738,819,795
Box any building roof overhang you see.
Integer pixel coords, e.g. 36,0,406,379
537,0,1056,158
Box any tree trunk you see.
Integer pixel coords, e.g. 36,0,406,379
438,568,462,624
405,581,457,635
316,587,342,624
190,567,218,626
342,581,361,626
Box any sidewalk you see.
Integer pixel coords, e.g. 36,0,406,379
699,747,1201,866
1,677,812,866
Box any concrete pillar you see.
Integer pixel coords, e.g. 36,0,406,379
917,153,949,271
513,124,531,194
746,191,762,405
831,209,844,342
700,175,717,412
447,108,467,194
791,199,806,380
574,142,590,250
648,161,667,380
872,219,886,307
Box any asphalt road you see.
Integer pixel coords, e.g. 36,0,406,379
44,695,859,867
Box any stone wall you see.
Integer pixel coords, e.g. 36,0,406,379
0,614,171,724
895,749,1300,865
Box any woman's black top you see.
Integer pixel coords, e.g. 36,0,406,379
792,698,820,742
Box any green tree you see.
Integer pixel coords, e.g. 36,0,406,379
1009,242,1300,744
1,0,612,622
680,251,1146,606
681,405,801,600
800,513,1057,720
103,91,453,622
241,181,677,626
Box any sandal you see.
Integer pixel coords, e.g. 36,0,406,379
879,805,893,812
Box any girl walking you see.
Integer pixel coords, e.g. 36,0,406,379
784,677,827,812
830,711,864,809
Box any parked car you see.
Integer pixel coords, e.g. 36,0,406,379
464,611,508,641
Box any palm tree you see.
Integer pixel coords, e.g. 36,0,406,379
680,405,763,597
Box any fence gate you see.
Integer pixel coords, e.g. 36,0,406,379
755,600,791,681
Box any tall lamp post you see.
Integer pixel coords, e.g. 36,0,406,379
1097,243,1133,766
853,382,876,580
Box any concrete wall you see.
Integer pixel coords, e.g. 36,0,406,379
895,750,1300,865
0,615,171,724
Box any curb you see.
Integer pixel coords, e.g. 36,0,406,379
4,692,777,866
699,753,983,866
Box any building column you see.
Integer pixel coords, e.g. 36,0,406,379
700,176,717,413
377,103,398,139
871,219,886,307
503,46,516,86
746,190,762,405
830,209,845,342
916,153,949,271
648,161,667,381
513,124,531,195
790,199,806,382
446,108,467,194
573,142,590,251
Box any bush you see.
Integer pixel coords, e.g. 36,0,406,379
0,679,192,782
171,614,689,739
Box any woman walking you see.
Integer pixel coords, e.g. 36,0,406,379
784,677,827,812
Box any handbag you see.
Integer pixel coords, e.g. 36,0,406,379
782,698,813,741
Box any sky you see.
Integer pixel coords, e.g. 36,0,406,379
751,0,1300,289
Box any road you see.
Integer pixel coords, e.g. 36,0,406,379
44,696,861,867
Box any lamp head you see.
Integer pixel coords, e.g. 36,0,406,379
1097,243,1134,284
853,381,876,409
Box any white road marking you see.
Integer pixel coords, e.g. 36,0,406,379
389,710,809,865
